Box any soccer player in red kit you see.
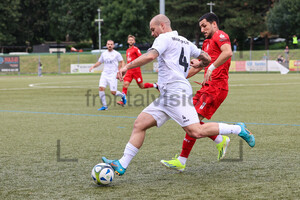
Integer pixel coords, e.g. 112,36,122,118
161,12,236,171
117,35,157,106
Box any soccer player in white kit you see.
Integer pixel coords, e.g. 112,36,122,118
102,14,255,176
89,40,126,111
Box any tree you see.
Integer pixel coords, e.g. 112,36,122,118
267,0,300,45
100,0,158,47
165,0,206,47
47,0,101,48
15,0,50,45
220,0,273,52
0,0,20,46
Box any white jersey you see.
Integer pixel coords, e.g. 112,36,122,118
98,50,123,76
151,31,201,90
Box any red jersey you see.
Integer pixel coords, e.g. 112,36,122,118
126,46,142,72
202,30,231,90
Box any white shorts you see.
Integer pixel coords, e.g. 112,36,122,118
142,82,199,127
99,74,118,91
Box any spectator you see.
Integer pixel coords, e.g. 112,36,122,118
262,53,267,60
233,38,238,52
277,55,285,64
292,35,298,49
284,46,289,62
38,62,43,77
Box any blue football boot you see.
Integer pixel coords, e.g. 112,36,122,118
236,122,255,147
102,157,126,176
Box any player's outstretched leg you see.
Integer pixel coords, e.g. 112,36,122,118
236,122,255,147
160,154,186,172
102,157,126,176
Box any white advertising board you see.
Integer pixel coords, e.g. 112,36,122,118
70,64,104,73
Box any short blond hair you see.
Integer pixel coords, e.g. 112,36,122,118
128,35,136,40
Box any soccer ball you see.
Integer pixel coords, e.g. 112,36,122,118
91,163,114,185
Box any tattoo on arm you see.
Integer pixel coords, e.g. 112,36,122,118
198,51,211,67
146,48,159,57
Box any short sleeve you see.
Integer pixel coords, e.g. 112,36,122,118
212,31,231,48
98,54,104,63
136,48,142,57
150,35,169,55
116,52,123,62
190,42,202,58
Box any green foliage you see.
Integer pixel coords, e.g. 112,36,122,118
267,0,300,42
101,0,158,46
15,0,50,45
0,0,20,45
165,1,204,41
221,0,273,50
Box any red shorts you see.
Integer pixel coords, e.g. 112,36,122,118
193,84,228,120
123,68,143,84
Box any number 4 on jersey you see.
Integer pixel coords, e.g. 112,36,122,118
179,47,188,72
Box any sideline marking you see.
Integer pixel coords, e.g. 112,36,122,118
0,110,299,127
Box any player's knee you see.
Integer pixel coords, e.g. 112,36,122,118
185,125,205,139
187,131,202,139
133,119,146,131
111,91,116,95
138,84,144,89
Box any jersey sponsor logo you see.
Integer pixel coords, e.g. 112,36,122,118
219,34,229,42
219,34,225,38
171,37,189,45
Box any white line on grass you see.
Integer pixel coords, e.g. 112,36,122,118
0,80,299,91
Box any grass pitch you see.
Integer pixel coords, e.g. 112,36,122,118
0,73,299,199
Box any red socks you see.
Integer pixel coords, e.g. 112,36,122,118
180,133,196,158
143,83,154,88
122,87,128,95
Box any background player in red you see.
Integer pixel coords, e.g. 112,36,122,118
161,12,234,171
117,35,157,106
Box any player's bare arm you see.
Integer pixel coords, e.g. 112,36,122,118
203,43,232,83
118,60,125,70
212,43,232,68
117,49,159,81
196,51,211,68
187,60,203,78
89,61,101,72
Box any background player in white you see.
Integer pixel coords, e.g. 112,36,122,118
102,14,255,176
89,40,126,111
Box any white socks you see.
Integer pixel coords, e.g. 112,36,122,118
177,156,187,165
99,91,107,107
115,90,123,97
119,142,139,169
218,123,241,135
213,135,223,144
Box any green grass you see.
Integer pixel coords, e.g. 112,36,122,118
0,73,299,199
